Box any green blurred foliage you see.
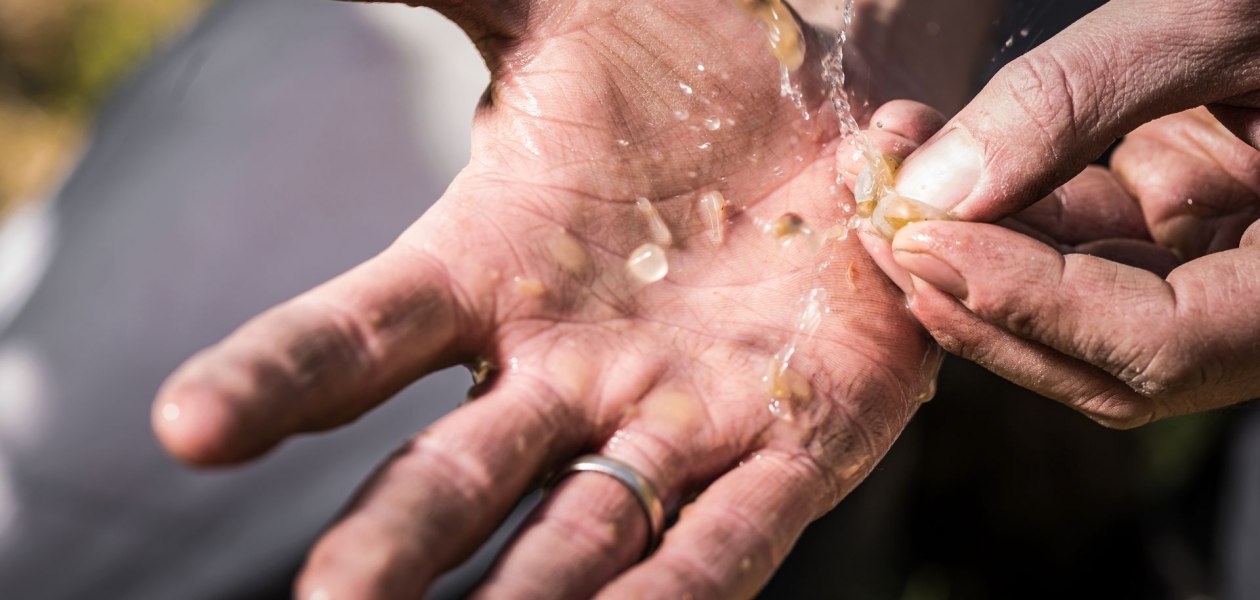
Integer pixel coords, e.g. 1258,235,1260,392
0,0,207,214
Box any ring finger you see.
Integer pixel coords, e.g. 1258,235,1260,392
473,376,759,599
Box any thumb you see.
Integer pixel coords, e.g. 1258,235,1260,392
891,0,1260,222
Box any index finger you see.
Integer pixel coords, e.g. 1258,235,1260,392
153,241,485,465
893,221,1260,410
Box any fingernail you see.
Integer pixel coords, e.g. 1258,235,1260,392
894,127,981,212
892,249,968,299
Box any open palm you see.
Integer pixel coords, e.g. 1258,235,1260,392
154,1,936,598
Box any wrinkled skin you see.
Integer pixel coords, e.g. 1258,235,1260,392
846,0,1260,429
152,2,938,598
854,100,1260,430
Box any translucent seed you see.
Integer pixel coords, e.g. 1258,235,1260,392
548,232,589,275
854,156,898,204
468,357,495,386
765,212,813,246
698,191,727,245
627,243,669,283
513,276,547,298
855,200,876,218
870,193,950,239
635,197,673,246
914,378,938,404
732,0,806,70
764,352,813,421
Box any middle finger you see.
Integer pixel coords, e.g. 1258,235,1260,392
473,377,760,599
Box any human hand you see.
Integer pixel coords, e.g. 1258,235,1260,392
152,1,937,598
849,99,1260,428
885,0,1260,222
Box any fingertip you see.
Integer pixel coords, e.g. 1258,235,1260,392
856,227,913,298
868,100,947,142
152,367,259,467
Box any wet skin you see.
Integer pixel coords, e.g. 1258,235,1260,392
152,2,940,599
850,100,1260,429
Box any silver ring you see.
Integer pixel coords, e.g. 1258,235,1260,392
548,454,665,558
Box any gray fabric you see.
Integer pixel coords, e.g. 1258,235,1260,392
0,1,494,597
1223,406,1260,600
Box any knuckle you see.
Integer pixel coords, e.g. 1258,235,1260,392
761,449,845,517
542,505,630,564
693,503,780,571
999,50,1085,152
408,433,496,510
303,519,422,599
651,548,727,600
1119,340,1201,398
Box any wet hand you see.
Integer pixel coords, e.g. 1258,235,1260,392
152,2,936,598
852,100,1260,428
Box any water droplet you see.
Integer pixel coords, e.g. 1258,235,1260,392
854,164,877,203
627,243,669,283
698,142,713,151
673,108,690,121
697,63,706,72
796,287,828,338
679,81,694,95
704,117,722,131
616,138,631,148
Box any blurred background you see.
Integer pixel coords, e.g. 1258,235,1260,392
0,1,1255,599
0,0,207,218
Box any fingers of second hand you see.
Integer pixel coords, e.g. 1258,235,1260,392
595,451,826,600
473,388,735,600
907,282,1158,429
893,221,1178,384
296,376,583,600
153,244,476,466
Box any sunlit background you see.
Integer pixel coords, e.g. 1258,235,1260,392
0,0,207,218
0,1,1253,599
